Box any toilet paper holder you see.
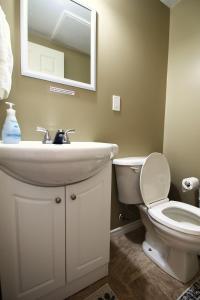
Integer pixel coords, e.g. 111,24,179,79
182,177,200,208
182,177,199,192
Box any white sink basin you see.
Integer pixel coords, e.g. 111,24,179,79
0,141,118,186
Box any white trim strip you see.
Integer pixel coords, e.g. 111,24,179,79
110,219,143,237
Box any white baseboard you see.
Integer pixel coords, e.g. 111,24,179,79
110,219,143,237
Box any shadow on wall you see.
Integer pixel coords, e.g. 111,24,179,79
194,190,199,208
169,183,199,208
169,183,182,202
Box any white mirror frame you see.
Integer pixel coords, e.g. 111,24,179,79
20,0,96,91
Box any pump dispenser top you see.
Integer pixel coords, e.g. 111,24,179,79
2,101,21,144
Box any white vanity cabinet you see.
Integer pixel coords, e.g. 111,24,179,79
0,162,112,300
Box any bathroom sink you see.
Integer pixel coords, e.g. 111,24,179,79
0,141,118,186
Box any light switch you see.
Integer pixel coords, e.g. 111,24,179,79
112,95,121,111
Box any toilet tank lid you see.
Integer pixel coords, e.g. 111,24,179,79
113,157,146,166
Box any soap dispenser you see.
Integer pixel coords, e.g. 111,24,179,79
2,102,21,144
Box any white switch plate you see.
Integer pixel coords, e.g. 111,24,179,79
112,95,120,111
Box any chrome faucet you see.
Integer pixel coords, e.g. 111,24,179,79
36,127,52,144
63,129,75,144
53,129,75,144
37,127,75,144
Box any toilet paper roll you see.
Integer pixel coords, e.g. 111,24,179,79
182,177,200,192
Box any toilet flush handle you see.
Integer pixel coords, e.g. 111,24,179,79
130,167,140,173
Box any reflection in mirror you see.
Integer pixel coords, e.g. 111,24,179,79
20,0,96,91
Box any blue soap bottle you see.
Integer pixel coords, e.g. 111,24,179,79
2,102,21,144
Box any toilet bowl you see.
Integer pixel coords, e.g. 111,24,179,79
113,152,200,283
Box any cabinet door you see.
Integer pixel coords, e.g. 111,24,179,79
66,163,112,282
0,172,65,300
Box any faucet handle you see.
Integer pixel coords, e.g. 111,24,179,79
65,129,75,134
64,129,75,144
36,127,52,144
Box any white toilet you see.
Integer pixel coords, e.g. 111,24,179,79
113,152,200,283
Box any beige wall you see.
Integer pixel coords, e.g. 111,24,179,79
163,0,200,206
29,34,90,83
0,0,169,229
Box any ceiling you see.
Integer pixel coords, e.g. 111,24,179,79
28,0,91,55
160,0,181,8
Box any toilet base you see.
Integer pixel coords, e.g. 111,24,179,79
143,240,198,282
139,205,199,283
143,232,199,283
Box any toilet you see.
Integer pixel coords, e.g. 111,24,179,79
113,152,200,283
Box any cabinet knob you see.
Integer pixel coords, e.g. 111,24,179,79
70,194,76,200
55,197,62,204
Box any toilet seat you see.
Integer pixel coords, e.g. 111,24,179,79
148,200,200,236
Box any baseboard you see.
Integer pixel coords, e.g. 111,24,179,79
110,219,143,237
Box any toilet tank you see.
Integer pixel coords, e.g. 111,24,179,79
113,157,146,204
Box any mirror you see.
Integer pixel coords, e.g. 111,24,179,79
20,0,96,91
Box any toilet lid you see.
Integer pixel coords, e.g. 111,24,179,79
140,152,171,207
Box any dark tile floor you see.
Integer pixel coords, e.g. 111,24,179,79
68,227,199,300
